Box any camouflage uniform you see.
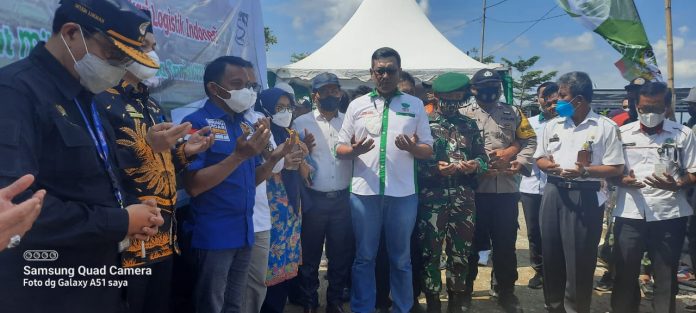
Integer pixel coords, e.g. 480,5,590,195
417,111,487,294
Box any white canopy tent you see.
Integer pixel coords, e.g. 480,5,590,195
274,0,503,86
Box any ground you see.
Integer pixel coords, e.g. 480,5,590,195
285,203,696,312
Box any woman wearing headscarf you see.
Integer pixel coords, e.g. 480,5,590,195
257,88,309,313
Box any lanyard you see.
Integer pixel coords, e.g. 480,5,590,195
74,99,125,209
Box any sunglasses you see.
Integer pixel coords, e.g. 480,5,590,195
373,67,397,76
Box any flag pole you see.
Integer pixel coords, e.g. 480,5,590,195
665,0,676,111
480,0,487,62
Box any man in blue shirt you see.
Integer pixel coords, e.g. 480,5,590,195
182,56,284,313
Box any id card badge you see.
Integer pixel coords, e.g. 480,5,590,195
118,238,131,252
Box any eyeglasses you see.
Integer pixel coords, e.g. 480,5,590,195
275,106,295,113
637,105,666,114
373,67,397,76
83,28,133,67
247,82,262,93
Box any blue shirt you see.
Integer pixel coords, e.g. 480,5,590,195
183,100,260,249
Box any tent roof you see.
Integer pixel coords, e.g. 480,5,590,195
275,0,502,82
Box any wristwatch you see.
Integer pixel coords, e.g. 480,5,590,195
581,167,591,179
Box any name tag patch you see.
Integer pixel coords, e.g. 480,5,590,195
206,118,230,141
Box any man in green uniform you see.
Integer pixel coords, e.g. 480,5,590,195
417,72,488,313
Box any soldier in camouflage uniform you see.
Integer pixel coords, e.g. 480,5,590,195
417,72,488,313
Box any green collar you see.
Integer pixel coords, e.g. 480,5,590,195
369,88,403,100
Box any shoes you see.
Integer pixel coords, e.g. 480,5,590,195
594,271,613,292
303,306,318,313
488,288,498,299
446,292,471,313
639,278,654,300
425,293,441,313
497,293,524,313
527,273,543,289
325,303,345,313
685,304,696,312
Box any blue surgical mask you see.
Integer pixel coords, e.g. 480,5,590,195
555,96,579,118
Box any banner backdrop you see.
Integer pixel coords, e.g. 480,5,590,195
0,0,267,113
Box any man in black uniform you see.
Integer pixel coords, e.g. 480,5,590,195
0,1,165,312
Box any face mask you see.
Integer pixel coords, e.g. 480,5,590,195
126,50,159,81
318,96,340,111
439,100,462,116
272,111,292,128
215,83,257,113
474,86,500,103
61,27,127,93
142,76,162,89
555,96,579,118
639,112,665,128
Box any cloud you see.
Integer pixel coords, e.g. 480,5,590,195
292,16,303,30
274,0,363,41
543,32,595,52
434,18,470,38
515,36,530,49
418,0,430,15
652,36,696,82
679,25,689,35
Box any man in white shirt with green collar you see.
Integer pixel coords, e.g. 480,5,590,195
336,47,433,313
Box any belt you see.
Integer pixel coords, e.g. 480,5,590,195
547,176,601,191
308,188,348,199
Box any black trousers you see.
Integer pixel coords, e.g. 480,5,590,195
611,217,687,313
126,259,174,313
299,191,353,308
520,192,543,275
688,215,696,274
261,280,290,313
465,193,520,296
540,184,603,313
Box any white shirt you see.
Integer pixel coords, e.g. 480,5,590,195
533,110,624,205
292,110,352,192
520,114,548,195
244,110,284,233
338,91,434,197
613,119,696,221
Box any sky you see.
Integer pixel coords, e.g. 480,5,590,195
260,0,696,89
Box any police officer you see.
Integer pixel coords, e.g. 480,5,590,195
460,69,536,313
534,71,624,313
417,72,487,313
611,81,696,313
0,1,165,312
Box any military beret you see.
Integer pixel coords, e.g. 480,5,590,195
432,72,470,93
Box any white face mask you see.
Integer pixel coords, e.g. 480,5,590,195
126,50,159,81
61,27,127,93
639,112,665,128
272,111,292,128
214,83,257,113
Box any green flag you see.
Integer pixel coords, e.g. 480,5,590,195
557,0,662,82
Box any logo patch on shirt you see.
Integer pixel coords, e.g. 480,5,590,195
206,118,230,141
401,103,410,112
549,134,560,143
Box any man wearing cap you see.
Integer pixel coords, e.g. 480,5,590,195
93,10,214,313
612,77,647,127
0,0,165,312
336,47,434,313
416,72,487,313
460,68,536,313
293,72,353,313
535,71,624,313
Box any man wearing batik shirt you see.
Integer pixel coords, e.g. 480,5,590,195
95,12,213,313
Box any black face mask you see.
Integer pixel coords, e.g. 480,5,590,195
475,87,500,103
319,96,340,112
439,100,463,116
